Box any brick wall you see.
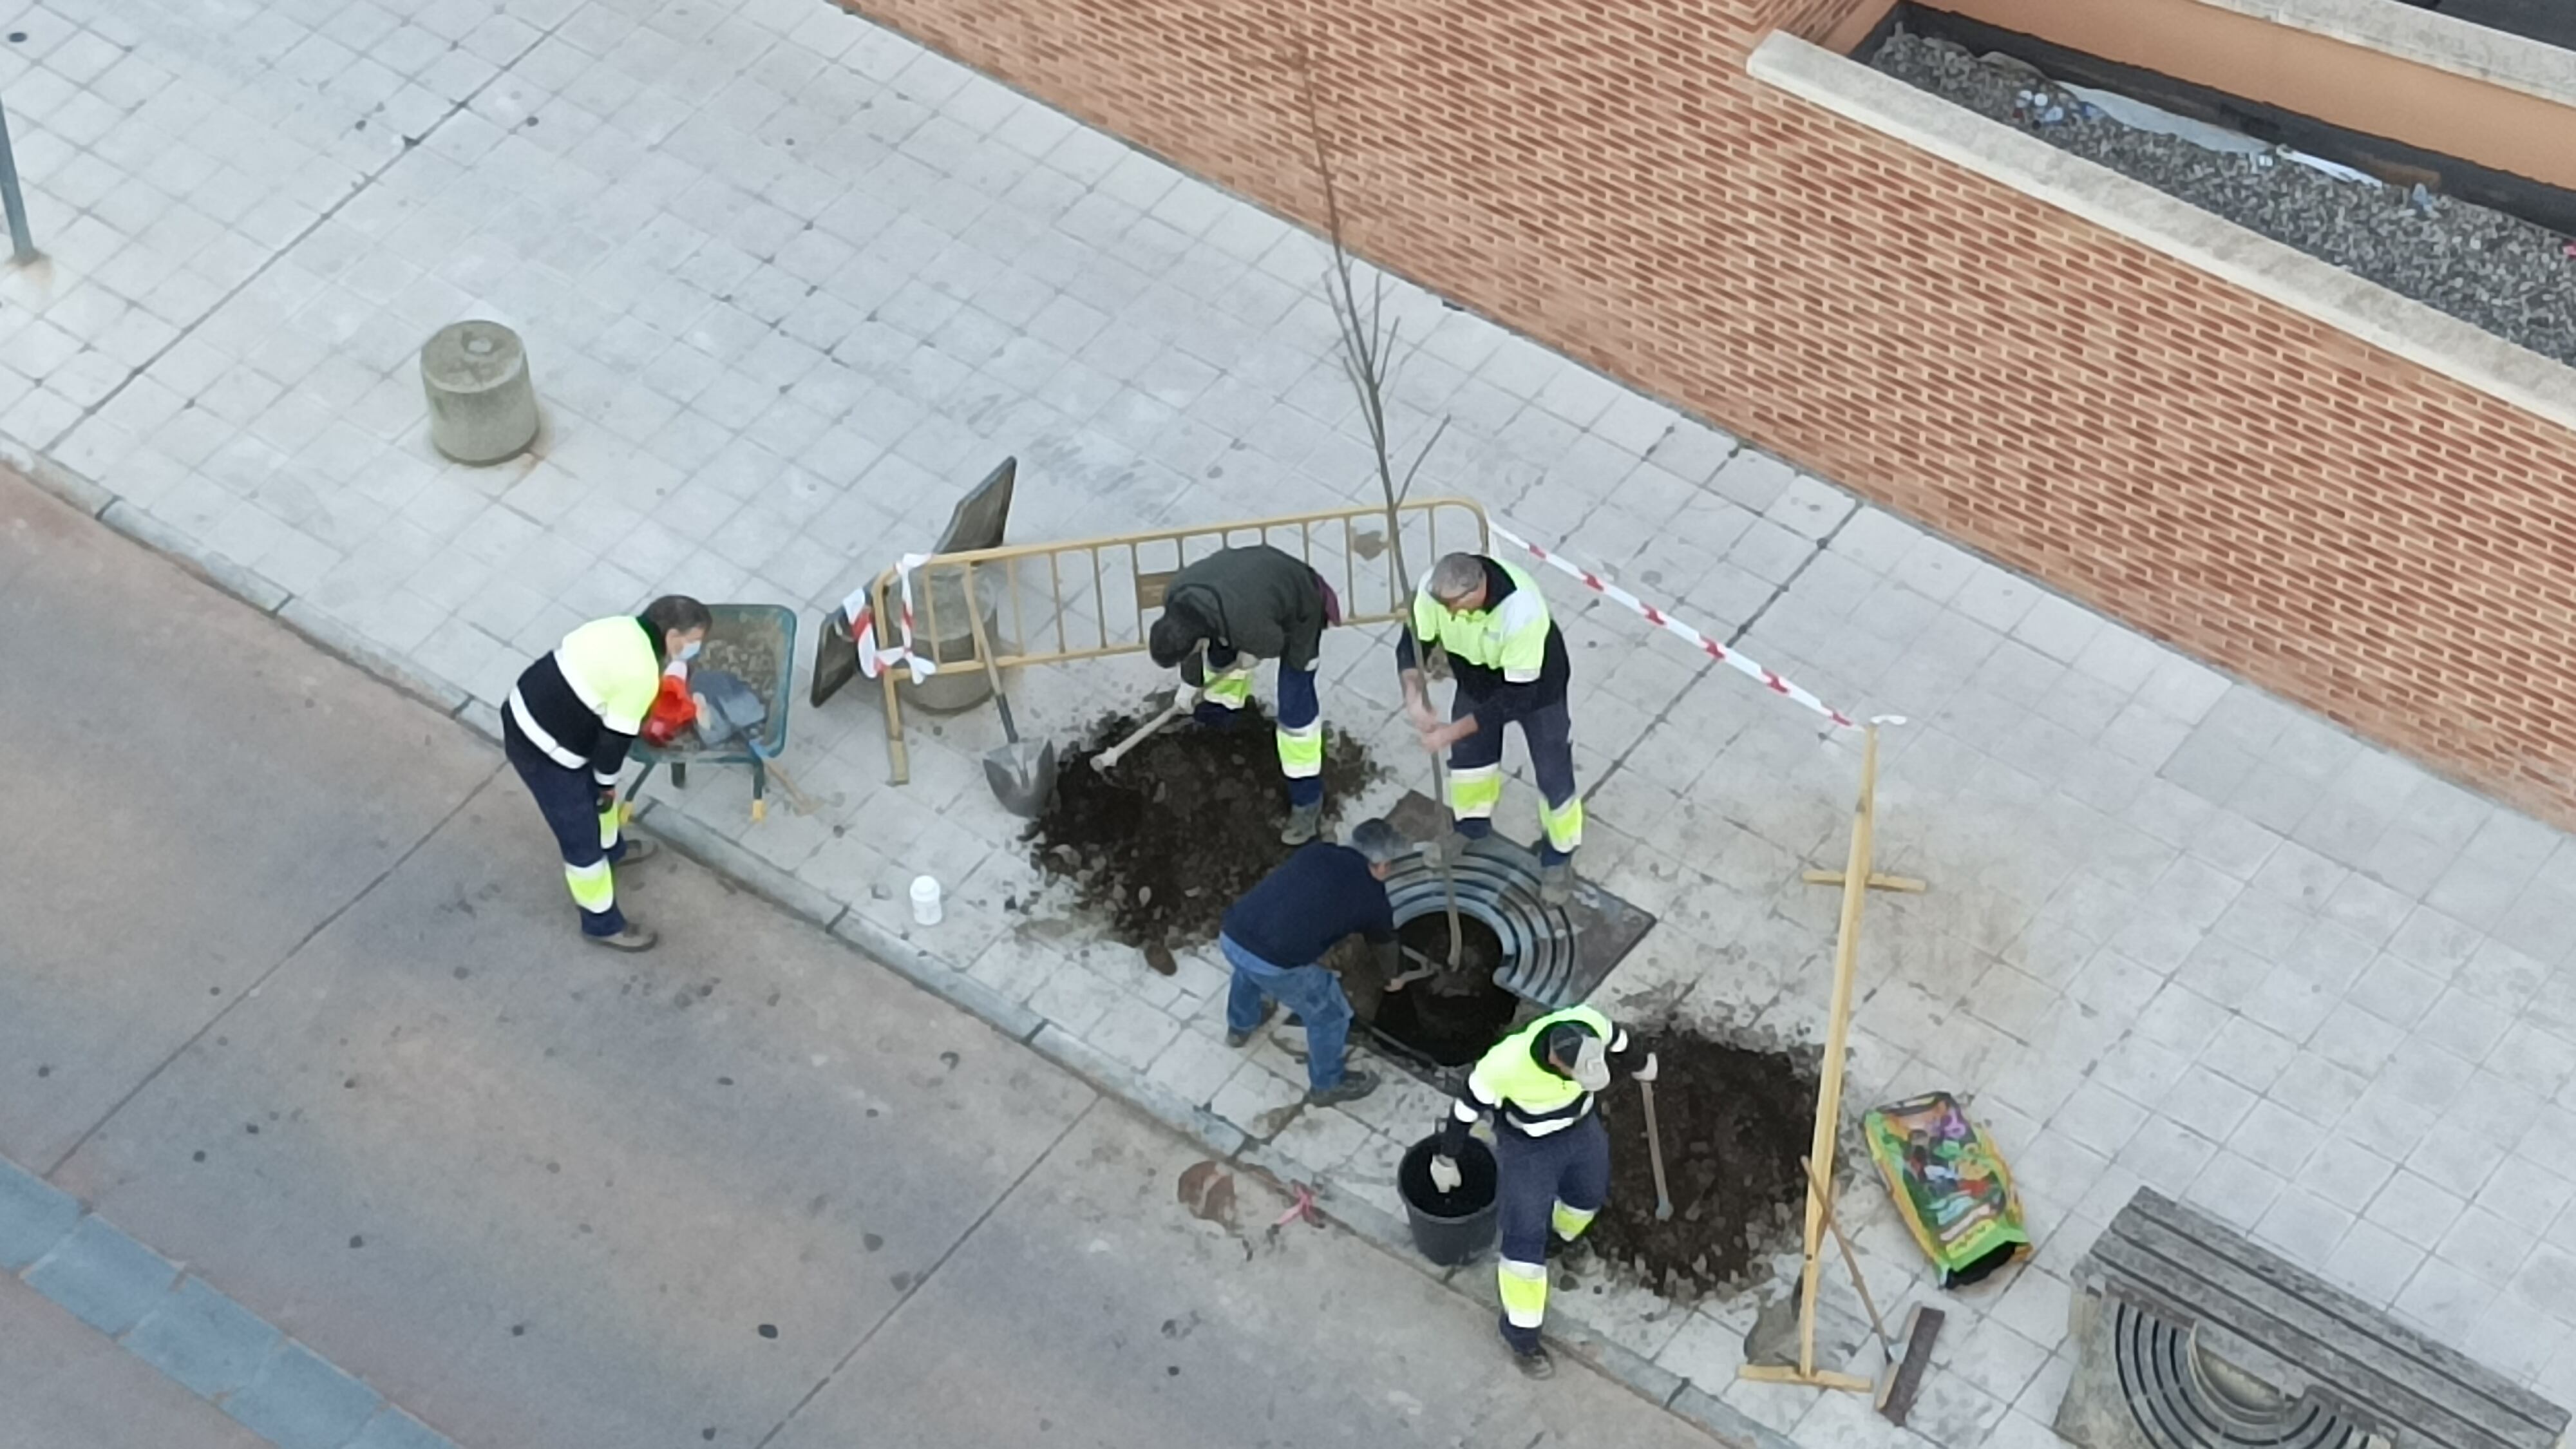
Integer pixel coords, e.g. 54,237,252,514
837,0,2576,826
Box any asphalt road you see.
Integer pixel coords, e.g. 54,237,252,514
0,469,1721,1449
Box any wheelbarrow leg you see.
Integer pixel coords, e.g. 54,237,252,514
619,760,659,825
672,761,688,790
749,755,768,823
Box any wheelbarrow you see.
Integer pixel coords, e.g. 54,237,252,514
623,603,801,822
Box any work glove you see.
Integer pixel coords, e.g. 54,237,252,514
1429,1155,1463,1195
1632,1051,1660,1084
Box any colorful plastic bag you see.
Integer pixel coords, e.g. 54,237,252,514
1864,1091,2031,1288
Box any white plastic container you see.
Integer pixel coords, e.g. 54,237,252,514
909,875,942,926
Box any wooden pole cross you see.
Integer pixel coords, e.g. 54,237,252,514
1740,724,1926,1397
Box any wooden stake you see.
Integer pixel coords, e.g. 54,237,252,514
1802,1155,1893,1364
1739,1365,1875,1391
1745,724,1879,1392
1800,869,1926,893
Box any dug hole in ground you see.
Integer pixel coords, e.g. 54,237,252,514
1020,707,1831,1317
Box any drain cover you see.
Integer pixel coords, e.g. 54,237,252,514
1381,791,1655,1009
2110,1300,2371,1449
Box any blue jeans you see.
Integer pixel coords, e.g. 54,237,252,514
1220,933,1353,1094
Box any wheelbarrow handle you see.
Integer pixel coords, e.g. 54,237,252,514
759,753,821,815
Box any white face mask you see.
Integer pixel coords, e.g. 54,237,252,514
676,639,703,662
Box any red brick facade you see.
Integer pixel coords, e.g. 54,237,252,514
838,0,2576,826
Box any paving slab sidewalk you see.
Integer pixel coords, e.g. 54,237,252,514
3,0,2574,1437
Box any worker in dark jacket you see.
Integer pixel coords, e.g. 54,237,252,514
1431,1007,1655,1378
503,595,710,951
1397,551,1580,903
1148,544,1342,844
1215,819,1407,1106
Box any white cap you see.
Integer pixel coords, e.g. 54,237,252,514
1571,1035,1610,1094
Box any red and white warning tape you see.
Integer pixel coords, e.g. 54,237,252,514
1488,520,1861,730
842,557,942,683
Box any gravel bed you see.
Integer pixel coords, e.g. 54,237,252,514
1871,31,2576,369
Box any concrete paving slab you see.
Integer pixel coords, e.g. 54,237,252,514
0,475,496,1168
0,1274,269,1449
0,1155,83,1271
49,772,1098,1449
124,1274,281,1400
22,1217,180,1337
772,1102,1714,1449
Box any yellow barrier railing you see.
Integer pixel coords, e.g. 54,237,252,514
868,497,1488,782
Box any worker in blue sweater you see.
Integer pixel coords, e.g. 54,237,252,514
1216,819,1408,1106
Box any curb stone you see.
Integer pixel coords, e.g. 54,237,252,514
3,1161,462,1449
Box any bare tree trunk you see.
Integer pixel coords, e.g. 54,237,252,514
1289,46,1464,967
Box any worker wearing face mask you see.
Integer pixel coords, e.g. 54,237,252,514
502,595,711,951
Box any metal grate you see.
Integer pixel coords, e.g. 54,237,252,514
1380,791,1655,1009
2110,1300,2372,1449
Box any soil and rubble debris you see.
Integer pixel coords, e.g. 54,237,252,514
1871,30,2576,368
1023,706,1382,950
1585,1027,1822,1300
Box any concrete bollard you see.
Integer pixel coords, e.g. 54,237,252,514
900,564,1001,714
421,320,538,464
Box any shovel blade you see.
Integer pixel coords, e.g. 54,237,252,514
984,739,1057,817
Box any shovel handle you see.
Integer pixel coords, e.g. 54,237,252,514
762,757,821,815
965,589,1027,749
1640,1080,1675,1222
1094,697,1188,770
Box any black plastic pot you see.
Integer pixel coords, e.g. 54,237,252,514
1397,1133,1499,1265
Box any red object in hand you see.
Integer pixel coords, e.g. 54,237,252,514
641,674,696,746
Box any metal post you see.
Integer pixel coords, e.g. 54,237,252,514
0,93,36,263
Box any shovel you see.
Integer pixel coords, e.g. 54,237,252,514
691,669,819,820
1093,688,1192,772
964,603,1055,817
1094,639,1209,775
1639,1078,1675,1222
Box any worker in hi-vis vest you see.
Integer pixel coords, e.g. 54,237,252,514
1430,1007,1655,1379
502,595,710,952
1395,551,1582,904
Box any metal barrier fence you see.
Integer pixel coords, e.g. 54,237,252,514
859,497,1488,783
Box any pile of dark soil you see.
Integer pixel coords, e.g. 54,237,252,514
1025,706,1381,949
1369,915,1521,1068
1587,1029,1821,1298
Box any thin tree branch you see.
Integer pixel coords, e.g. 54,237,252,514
1395,415,1451,510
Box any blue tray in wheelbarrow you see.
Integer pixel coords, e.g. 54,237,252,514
627,603,799,819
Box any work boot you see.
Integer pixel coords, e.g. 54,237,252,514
1280,802,1323,846
1539,859,1576,907
1226,1001,1278,1049
1307,1068,1380,1107
1511,1345,1557,1381
1546,1232,1594,1271
587,922,658,952
613,837,659,867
